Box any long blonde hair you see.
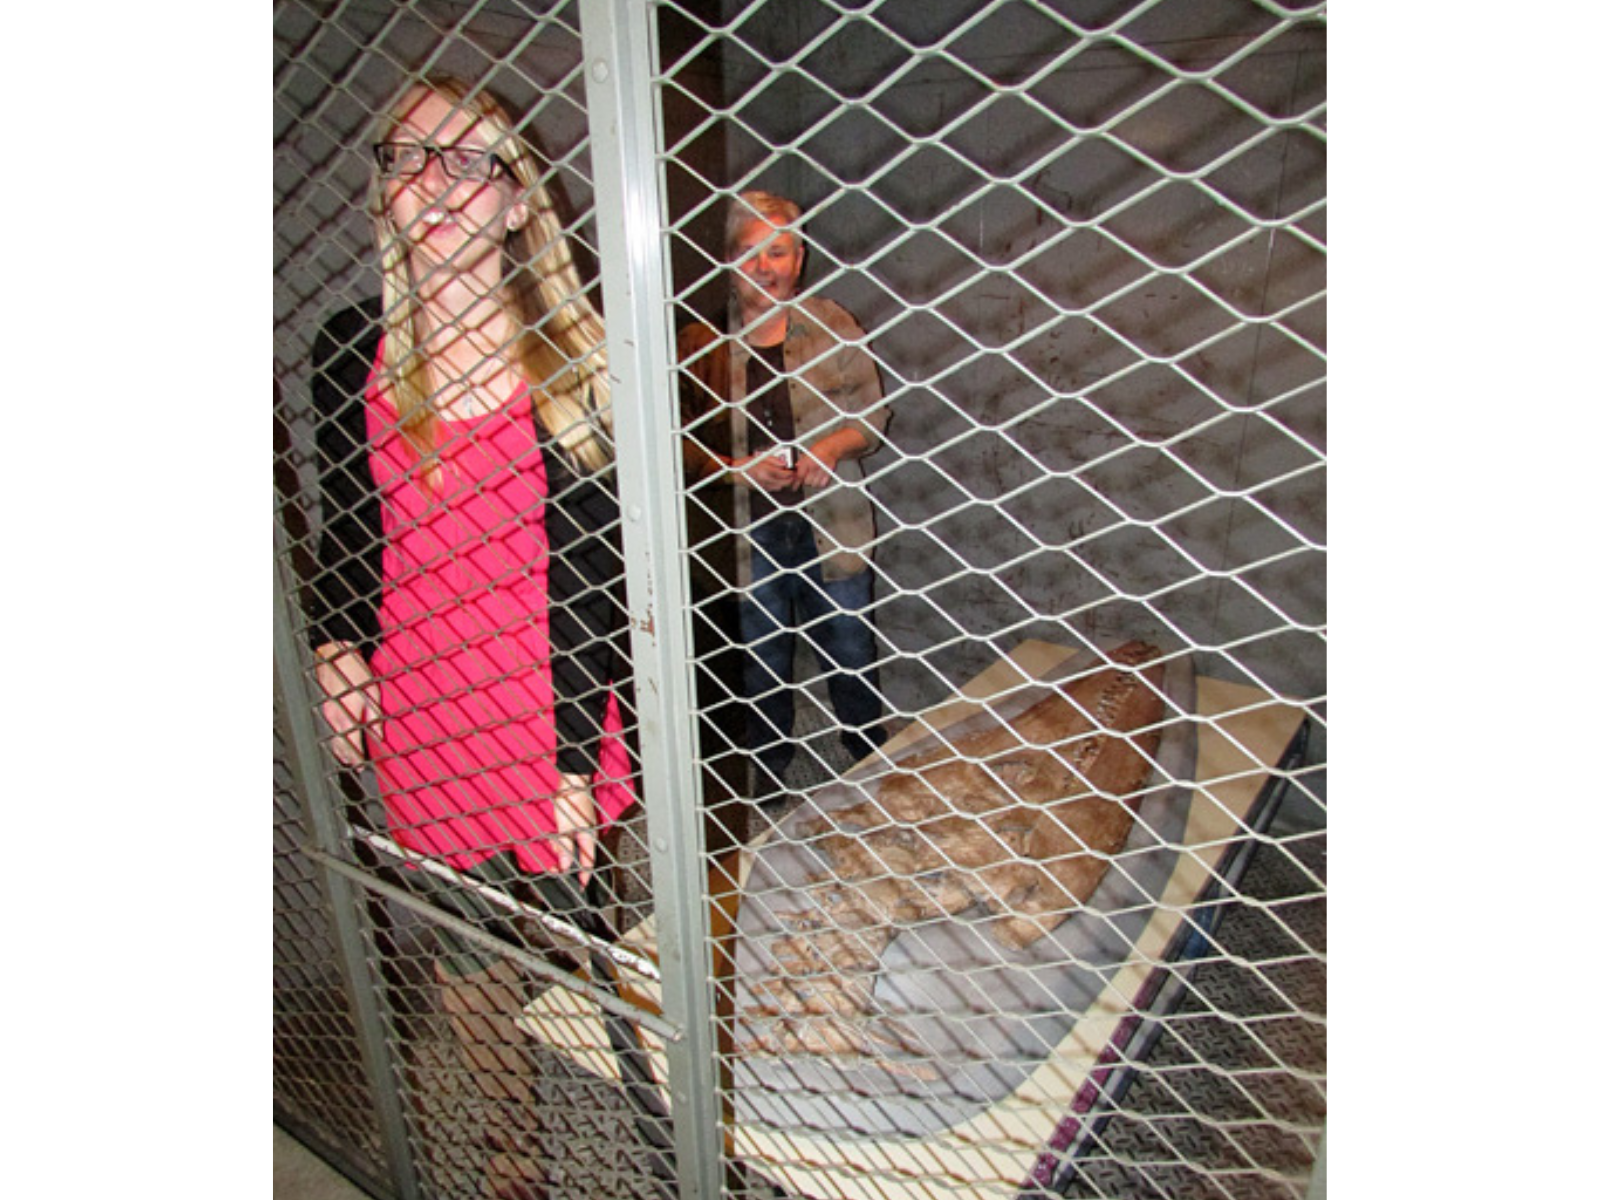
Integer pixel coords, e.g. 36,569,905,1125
369,76,612,476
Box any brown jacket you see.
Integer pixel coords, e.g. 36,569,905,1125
677,295,889,584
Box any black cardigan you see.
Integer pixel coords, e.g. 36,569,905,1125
304,300,628,776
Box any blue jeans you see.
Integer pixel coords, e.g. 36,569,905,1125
740,514,885,784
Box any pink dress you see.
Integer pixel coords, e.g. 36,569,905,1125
362,357,636,873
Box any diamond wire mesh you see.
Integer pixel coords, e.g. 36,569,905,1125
275,4,681,1198
663,3,1324,1198
274,1,1325,1198
273,711,389,1187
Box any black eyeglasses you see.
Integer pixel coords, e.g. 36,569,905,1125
374,141,511,182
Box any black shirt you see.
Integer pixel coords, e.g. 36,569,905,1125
744,340,802,513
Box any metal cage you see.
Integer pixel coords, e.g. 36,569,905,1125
274,3,1326,1197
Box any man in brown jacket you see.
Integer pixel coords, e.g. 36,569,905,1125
678,191,891,798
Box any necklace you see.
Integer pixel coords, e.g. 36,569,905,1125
425,313,524,419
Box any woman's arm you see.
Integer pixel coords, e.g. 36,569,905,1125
307,303,385,655
542,449,626,778
307,303,385,763
542,446,628,887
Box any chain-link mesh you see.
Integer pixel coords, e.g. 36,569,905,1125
275,2,1325,1198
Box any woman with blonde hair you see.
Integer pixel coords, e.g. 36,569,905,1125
306,76,638,1198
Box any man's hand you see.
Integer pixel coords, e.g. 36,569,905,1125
793,428,870,488
731,450,798,492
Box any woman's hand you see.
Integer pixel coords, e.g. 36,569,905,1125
553,772,599,887
313,642,379,768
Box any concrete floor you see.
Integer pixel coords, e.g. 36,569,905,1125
275,1128,371,1200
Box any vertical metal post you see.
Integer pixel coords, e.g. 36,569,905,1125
272,525,423,1200
578,2,725,1197
1307,1126,1327,1200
